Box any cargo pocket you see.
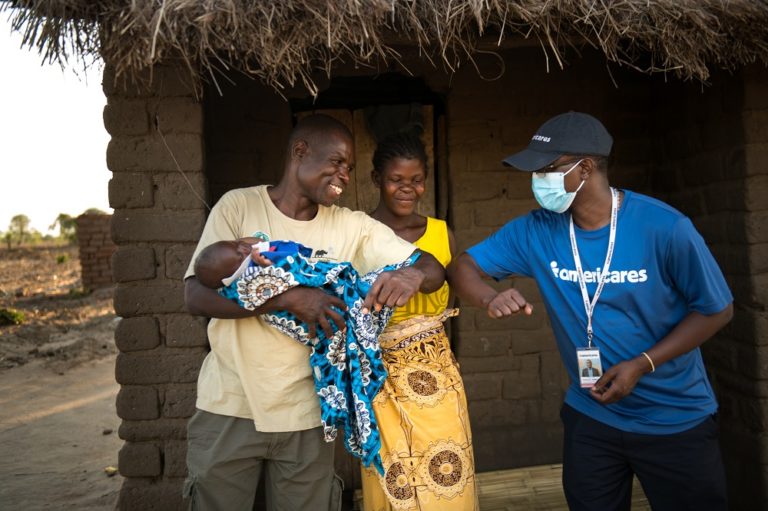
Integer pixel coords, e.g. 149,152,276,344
182,476,198,511
329,473,344,511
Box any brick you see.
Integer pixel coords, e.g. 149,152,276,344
115,351,207,385
450,203,474,230
112,210,206,243
451,172,508,202
107,134,204,173
729,144,768,177
468,399,532,427
743,110,768,143
109,173,155,208
152,64,198,97
730,274,768,313
117,386,160,420
454,333,509,357
502,354,541,399
457,354,516,374
452,227,497,252
744,175,768,212
117,477,187,511
114,284,186,316
156,172,209,210
166,315,209,348
103,98,149,136
165,245,197,281
743,65,768,110
164,387,198,418
115,316,161,352
744,211,768,243
103,65,152,98
540,396,563,422
164,440,189,478
112,246,157,282
118,442,162,477
453,308,475,331
462,373,502,400
155,97,204,134
470,424,562,472
119,418,189,441
510,330,557,355
475,309,545,331
690,214,728,244
506,173,536,201
731,309,768,349
540,351,568,396
474,199,532,227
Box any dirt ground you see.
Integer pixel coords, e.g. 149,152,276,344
0,245,122,509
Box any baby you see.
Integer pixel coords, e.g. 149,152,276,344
193,237,311,308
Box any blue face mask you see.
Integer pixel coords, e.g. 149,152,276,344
531,159,585,213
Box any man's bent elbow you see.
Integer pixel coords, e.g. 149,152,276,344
184,278,206,316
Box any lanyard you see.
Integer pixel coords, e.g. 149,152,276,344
569,187,619,348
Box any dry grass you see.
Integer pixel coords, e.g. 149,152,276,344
4,1,768,93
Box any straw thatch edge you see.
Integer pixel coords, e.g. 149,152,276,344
4,0,768,94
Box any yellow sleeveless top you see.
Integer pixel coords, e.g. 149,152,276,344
389,217,451,324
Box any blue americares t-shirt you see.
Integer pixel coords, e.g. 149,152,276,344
467,190,733,434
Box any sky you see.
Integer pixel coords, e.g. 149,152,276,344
1,15,111,235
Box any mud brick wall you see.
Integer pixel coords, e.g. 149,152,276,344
104,64,208,511
649,66,768,509
444,48,656,471
76,213,116,290
103,54,768,508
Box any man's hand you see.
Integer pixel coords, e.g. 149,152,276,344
485,288,533,318
362,267,424,313
589,357,647,404
276,287,347,339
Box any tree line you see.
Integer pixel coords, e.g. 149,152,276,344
1,209,107,249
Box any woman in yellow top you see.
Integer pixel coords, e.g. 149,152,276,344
361,133,478,510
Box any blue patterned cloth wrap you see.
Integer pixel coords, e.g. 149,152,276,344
219,240,419,474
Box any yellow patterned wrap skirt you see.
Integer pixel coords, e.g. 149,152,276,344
361,309,478,510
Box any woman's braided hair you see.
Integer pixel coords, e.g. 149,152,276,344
372,132,428,175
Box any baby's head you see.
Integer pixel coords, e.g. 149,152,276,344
194,238,257,289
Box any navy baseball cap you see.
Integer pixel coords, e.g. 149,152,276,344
502,112,613,171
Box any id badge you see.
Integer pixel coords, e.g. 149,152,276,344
577,347,603,388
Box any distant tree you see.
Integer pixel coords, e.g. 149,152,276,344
9,214,30,247
2,232,11,250
27,229,43,245
49,213,77,243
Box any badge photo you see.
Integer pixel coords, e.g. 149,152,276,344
577,348,602,388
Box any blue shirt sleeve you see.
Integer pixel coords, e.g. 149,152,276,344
466,215,533,279
666,217,733,315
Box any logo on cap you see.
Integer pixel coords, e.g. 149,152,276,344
532,135,551,142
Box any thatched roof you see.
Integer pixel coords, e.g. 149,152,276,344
4,0,768,94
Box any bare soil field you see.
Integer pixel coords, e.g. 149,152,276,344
0,245,116,371
0,245,122,510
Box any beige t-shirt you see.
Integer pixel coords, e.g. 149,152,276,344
185,185,415,432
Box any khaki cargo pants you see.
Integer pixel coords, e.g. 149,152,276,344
184,410,343,511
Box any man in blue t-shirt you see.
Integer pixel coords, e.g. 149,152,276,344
448,112,733,510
